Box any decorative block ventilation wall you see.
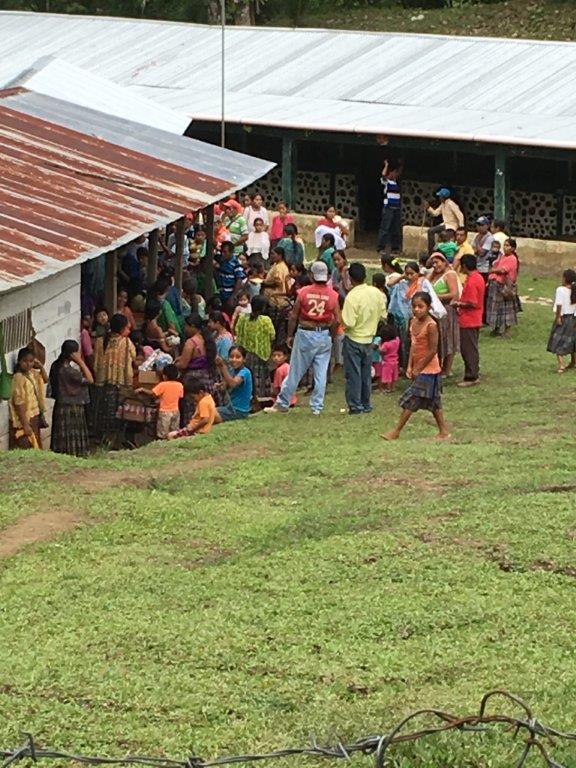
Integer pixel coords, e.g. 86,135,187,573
401,181,559,239
244,169,572,239
244,170,358,218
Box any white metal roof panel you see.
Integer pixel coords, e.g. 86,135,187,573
0,57,190,134
1,12,576,149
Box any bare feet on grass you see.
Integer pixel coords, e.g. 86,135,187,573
381,430,400,441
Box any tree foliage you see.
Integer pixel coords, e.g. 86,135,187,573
0,0,530,23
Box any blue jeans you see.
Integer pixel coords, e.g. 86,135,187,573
276,328,332,413
343,336,373,413
217,404,249,422
377,206,402,252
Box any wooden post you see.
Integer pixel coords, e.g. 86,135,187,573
175,218,186,296
493,146,509,224
282,137,297,209
204,204,215,301
148,228,159,287
104,249,117,313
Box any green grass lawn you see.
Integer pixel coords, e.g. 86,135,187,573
0,271,575,767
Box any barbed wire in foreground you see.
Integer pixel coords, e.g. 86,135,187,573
1,690,575,768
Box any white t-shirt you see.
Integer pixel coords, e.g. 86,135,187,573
553,285,576,315
492,231,508,248
243,206,270,232
247,231,270,260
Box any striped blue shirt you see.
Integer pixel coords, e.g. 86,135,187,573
381,176,401,208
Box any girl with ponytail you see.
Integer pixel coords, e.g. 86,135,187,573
547,268,576,373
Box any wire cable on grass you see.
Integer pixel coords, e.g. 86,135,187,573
1,691,575,768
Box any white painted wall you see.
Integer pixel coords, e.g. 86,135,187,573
0,266,81,450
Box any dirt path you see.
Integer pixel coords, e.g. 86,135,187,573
0,510,82,558
0,444,270,557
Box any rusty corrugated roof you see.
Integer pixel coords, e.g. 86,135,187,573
0,88,274,294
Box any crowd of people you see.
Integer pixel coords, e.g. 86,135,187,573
7,178,576,453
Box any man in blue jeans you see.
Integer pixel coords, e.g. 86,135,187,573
265,262,340,415
342,262,387,415
377,159,402,255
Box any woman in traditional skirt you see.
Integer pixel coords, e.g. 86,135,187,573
92,313,136,440
49,340,93,457
429,252,460,376
9,347,47,450
175,313,217,426
486,239,519,337
546,268,576,373
382,292,450,441
234,295,276,402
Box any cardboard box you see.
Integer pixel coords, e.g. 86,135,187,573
138,370,160,385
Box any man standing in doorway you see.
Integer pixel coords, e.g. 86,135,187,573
454,254,485,388
265,261,340,416
377,160,402,256
342,262,387,415
425,188,464,254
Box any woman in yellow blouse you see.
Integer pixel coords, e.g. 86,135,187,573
92,313,136,440
9,347,47,449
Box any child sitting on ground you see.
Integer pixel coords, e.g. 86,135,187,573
168,379,216,439
214,346,253,422
231,290,252,333
272,345,297,406
378,322,401,393
436,229,458,264
137,364,183,439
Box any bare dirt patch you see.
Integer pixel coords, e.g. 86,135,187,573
539,483,576,494
346,469,459,497
0,510,83,558
69,444,273,494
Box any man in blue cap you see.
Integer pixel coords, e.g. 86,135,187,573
425,188,464,254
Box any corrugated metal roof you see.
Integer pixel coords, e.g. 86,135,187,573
0,12,576,148
0,88,274,294
0,57,190,135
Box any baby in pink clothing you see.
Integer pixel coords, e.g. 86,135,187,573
378,323,401,392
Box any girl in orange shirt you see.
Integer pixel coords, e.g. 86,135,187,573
382,292,450,441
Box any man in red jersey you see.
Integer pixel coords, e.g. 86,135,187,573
265,261,340,415
454,253,486,387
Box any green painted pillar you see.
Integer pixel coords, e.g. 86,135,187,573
282,137,297,209
494,146,509,224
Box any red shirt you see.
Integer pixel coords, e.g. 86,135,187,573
273,362,297,406
458,271,486,329
298,284,339,324
270,213,295,241
488,253,519,284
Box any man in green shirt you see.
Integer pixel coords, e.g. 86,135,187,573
224,203,248,256
342,262,387,415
